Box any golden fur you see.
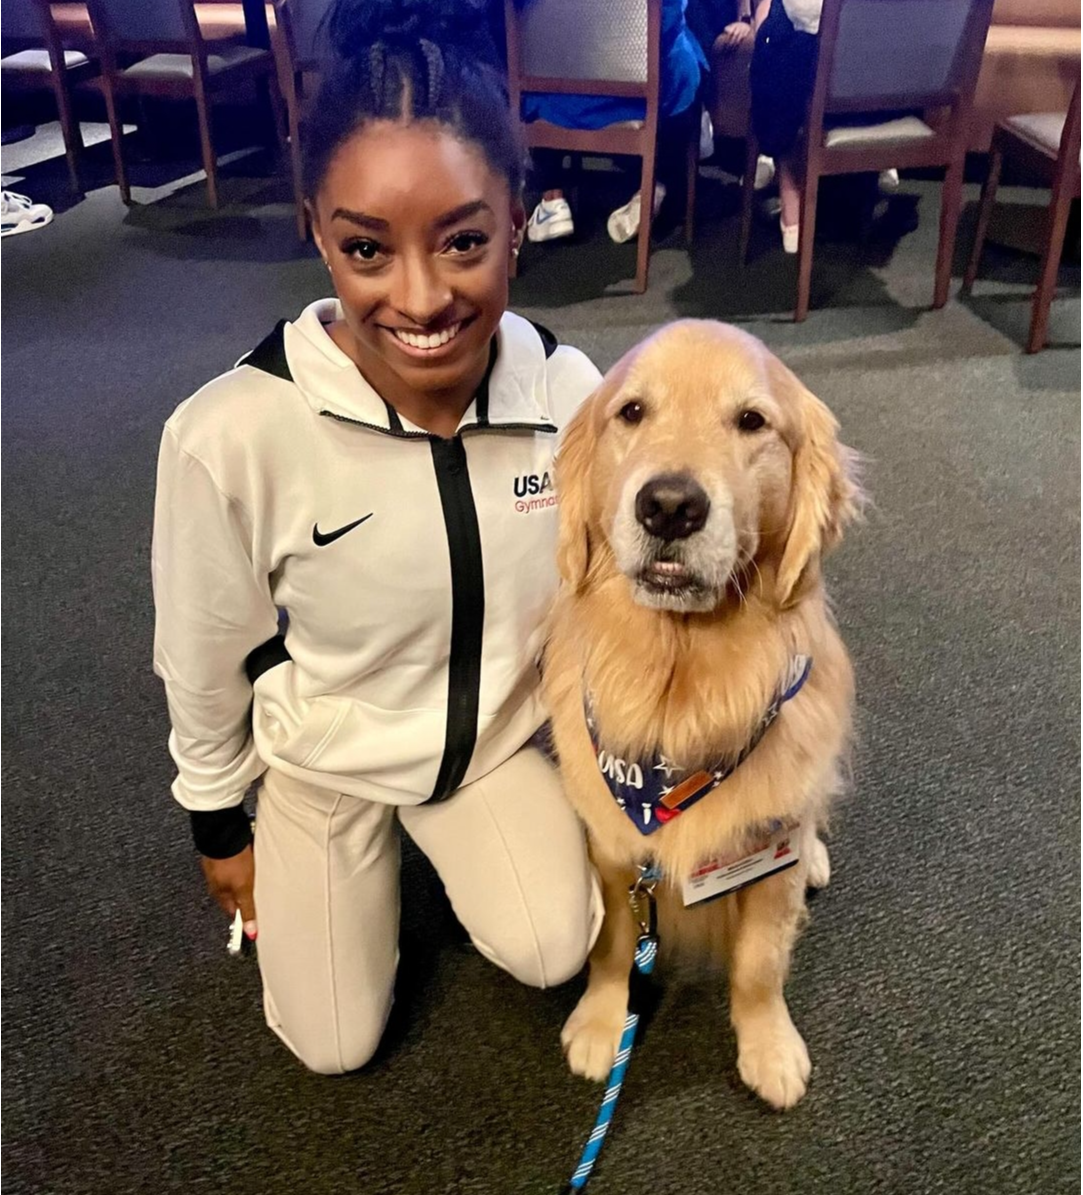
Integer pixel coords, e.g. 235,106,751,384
544,320,861,1109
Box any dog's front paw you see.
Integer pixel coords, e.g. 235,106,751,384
736,1010,811,1109
806,835,831,890
561,987,628,1082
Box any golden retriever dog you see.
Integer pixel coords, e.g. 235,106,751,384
544,320,861,1110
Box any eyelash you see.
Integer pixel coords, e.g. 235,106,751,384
445,230,489,255
339,231,490,265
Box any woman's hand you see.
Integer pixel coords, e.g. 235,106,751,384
719,20,753,48
201,845,257,940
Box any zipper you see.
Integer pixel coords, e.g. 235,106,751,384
428,436,486,801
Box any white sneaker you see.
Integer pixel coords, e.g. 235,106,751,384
754,154,776,191
878,168,900,194
0,190,53,237
699,109,715,160
607,183,666,244
780,219,799,254
526,196,574,242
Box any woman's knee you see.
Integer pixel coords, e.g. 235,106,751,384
478,875,603,989
266,986,392,1075
288,1023,385,1075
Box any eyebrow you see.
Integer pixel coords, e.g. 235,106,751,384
432,200,494,230
330,199,494,233
330,208,389,231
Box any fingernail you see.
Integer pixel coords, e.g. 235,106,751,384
243,921,258,939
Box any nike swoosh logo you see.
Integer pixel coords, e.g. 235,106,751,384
535,210,558,224
312,513,373,547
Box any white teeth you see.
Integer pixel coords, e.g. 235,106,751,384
393,322,461,350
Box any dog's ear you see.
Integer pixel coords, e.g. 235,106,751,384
555,400,598,591
773,362,863,608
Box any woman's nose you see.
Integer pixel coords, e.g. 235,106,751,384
391,253,453,327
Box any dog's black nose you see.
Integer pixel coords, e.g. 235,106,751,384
635,474,710,540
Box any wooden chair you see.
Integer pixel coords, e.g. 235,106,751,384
270,0,334,239
504,0,697,294
741,0,995,321
84,0,283,207
0,0,98,192
962,77,1081,353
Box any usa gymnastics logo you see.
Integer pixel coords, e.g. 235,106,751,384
513,471,557,514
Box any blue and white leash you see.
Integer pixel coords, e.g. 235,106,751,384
563,863,662,1193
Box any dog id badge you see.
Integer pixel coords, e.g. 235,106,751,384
681,821,801,907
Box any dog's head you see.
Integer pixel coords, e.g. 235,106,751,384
556,320,861,613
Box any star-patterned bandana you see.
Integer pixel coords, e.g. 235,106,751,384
585,656,812,836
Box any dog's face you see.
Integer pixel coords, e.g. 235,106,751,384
557,321,859,613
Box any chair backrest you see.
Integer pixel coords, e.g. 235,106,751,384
280,0,334,70
511,0,649,85
817,0,994,115
1,0,44,42
504,0,660,108
88,0,199,51
1061,76,1081,167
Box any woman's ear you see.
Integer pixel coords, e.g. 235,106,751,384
308,201,330,269
773,361,863,607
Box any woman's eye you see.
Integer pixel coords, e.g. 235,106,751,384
737,409,767,433
619,401,645,425
344,239,381,262
446,231,489,254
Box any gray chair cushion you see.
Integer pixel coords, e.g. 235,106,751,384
1004,111,1067,156
824,115,935,148
1,48,89,72
121,44,266,80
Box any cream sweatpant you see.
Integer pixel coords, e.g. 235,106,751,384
253,746,603,1074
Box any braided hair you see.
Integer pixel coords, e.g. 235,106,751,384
303,0,524,200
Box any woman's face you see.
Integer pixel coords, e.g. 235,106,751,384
309,121,524,400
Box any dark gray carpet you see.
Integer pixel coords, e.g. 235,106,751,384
2,138,1079,1195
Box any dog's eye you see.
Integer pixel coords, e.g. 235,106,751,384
618,401,645,425
737,409,767,433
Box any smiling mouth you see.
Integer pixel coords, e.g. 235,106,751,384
386,319,468,352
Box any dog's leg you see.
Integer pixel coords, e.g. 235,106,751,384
728,863,811,1109
562,851,638,1081
806,834,831,890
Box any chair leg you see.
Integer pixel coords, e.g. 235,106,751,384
633,148,657,294
52,74,84,194
101,78,130,204
794,168,818,322
962,146,1001,294
259,71,287,157
739,134,757,266
934,157,965,309
1026,182,1075,353
288,104,306,240
684,108,698,245
193,83,219,208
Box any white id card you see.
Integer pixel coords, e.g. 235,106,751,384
681,823,801,907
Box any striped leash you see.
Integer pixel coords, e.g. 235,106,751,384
563,863,662,1192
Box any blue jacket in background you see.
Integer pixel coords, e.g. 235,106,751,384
519,0,707,128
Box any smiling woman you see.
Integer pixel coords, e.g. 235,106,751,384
151,0,605,1076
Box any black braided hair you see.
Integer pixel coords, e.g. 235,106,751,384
303,0,524,200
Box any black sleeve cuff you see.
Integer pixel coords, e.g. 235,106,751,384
190,806,253,858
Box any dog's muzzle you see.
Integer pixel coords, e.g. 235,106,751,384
634,473,710,541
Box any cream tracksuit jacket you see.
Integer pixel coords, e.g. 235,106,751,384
152,300,600,852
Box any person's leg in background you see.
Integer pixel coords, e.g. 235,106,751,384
400,746,603,989
749,0,818,253
526,148,576,244
253,769,401,1074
